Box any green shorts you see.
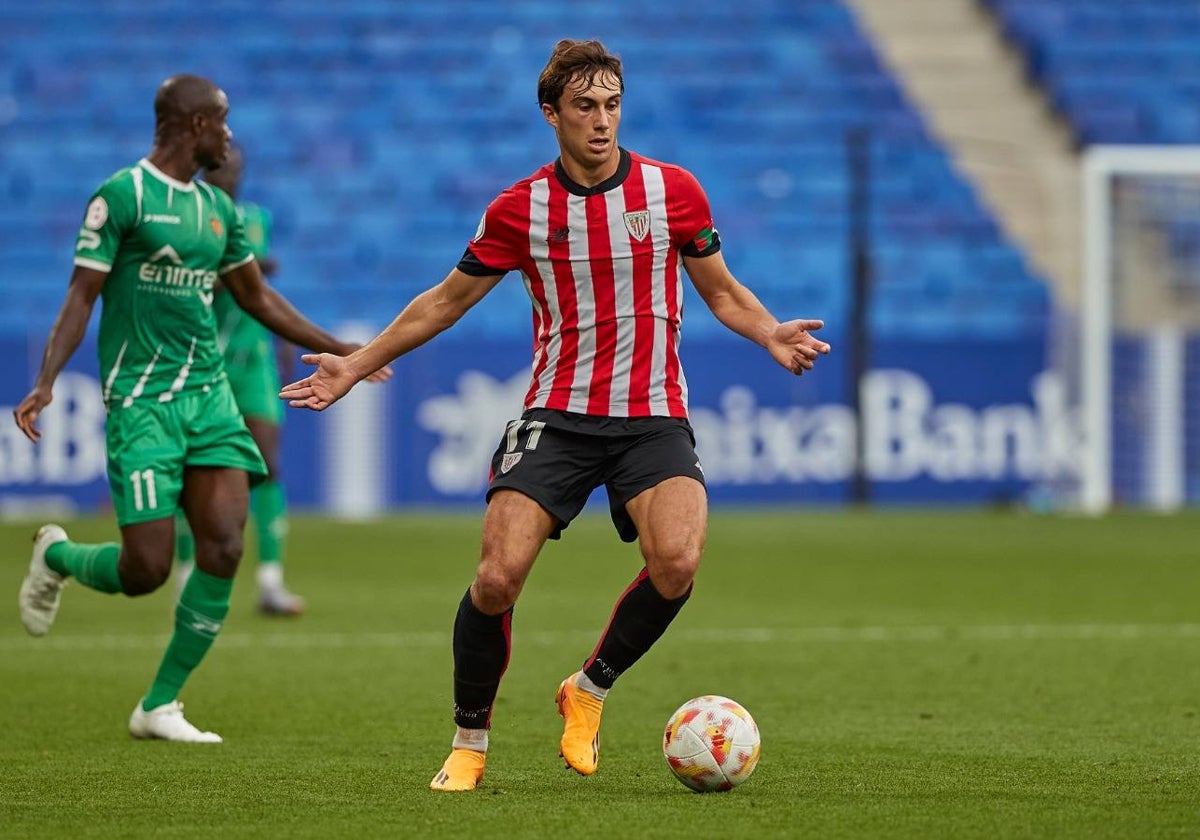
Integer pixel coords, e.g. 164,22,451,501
106,382,268,526
224,338,284,424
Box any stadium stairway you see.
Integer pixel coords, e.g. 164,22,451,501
845,0,1081,306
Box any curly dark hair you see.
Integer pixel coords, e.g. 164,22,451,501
537,39,624,108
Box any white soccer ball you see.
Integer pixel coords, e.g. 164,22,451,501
662,695,761,792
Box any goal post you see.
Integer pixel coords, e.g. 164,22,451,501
1080,145,1200,514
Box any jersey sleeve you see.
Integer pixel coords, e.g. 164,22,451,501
668,168,722,259
73,175,138,272
457,189,526,277
217,190,255,275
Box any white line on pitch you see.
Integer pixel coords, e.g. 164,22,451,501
3,623,1200,653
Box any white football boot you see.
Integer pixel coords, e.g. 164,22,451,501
256,565,305,616
18,524,69,636
129,700,223,743
258,586,306,616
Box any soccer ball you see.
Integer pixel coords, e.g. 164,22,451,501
662,695,761,792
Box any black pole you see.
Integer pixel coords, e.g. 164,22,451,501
846,127,872,505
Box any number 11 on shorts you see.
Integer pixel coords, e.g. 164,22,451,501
129,469,159,512
501,420,546,474
505,420,546,453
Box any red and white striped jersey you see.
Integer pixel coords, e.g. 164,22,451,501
459,148,721,419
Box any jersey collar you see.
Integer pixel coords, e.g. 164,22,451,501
554,147,631,197
138,158,197,192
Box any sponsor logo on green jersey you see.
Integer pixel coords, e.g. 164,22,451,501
137,245,216,304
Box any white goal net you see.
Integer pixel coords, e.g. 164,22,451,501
1077,146,1200,513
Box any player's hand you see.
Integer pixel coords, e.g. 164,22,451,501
13,386,53,443
279,353,362,411
768,319,830,376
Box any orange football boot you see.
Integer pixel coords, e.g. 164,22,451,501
429,748,486,791
556,673,604,775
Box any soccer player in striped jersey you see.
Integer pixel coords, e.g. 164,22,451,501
14,75,387,742
281,40,830,789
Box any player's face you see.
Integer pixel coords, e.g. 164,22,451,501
544,71,621,183
194,91,234,171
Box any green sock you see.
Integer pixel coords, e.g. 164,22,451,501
44,541,123,594
175,512,195,564
142,568,233,710
251,479,288,564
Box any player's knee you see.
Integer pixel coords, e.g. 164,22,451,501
186,517,245,577
471,562,522,613
199,531,244,577
119,553,172,596
644,543,702,599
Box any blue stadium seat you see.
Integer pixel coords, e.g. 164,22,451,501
0,0,1047,345
989,0,1200,146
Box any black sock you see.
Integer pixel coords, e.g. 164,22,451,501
452,589,512,729
583,569,691,690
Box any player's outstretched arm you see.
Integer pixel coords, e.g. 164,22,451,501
222,259,363,358
280,268,505,411
683,250,831,376
14,266,106,443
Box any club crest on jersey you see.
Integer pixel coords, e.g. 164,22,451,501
500,452,523,474
623,210,650,242
209,217,223,237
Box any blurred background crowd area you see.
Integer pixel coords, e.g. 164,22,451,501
3,0,1199,510
5,0,1198,340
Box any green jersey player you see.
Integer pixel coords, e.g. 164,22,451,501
13,75,389,743
174,145,304,616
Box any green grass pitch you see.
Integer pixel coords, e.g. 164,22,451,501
3,510,1199,839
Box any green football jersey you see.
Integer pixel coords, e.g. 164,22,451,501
214,202,272,354
73,158,254,409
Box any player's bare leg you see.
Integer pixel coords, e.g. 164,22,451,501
626,476,706,601
118,518,176,595
431,490,554,791
559,477,706,775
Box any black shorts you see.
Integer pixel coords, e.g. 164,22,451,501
486,409,706,542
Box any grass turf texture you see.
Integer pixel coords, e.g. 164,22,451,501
2,510,1199,839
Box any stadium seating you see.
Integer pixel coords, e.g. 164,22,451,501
984,0,1200,146
0,0,1047,341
